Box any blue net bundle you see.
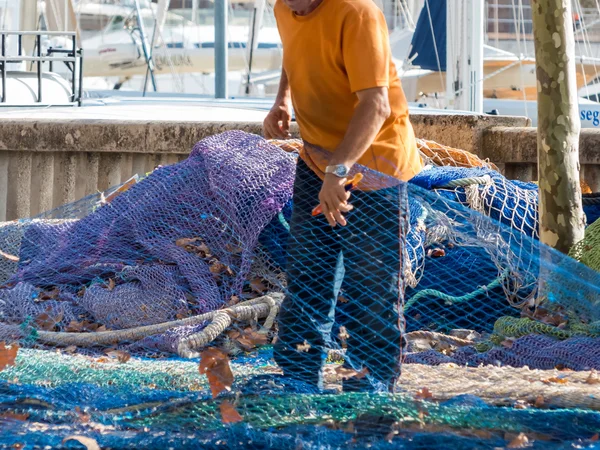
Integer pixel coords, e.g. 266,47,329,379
0,131,599,449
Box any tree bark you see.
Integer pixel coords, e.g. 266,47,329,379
531,0,585,254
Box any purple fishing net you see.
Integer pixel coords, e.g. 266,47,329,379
405,334,600,370
0,131,296,349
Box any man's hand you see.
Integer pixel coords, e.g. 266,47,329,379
263,102,292,139
319,174,353,227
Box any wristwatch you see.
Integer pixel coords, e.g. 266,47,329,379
325,164,350,178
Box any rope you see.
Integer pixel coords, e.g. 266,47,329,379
30,294,283,354
404,330,474,347
404,269,508,311
438,175,493,189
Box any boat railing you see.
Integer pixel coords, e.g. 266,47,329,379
0,31,83,107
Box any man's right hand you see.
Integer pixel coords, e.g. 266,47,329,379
263,102,292,139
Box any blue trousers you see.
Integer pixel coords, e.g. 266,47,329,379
273,160,405,391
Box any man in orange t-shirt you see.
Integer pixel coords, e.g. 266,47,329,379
264,0,421,392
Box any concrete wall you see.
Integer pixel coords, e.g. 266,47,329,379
0,113,539,221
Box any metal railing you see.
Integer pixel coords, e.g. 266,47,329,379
0,31,83,106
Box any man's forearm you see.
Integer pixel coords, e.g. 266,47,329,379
275,68,291,105
328,90,390,168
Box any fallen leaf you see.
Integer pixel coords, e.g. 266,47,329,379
62,436,100,450
199,348,234,398
106,350,131,363
0,249,19,262
428,248,446,258
209,261,229,276
542,376,568,384
95,357,111,363
591,434,599,441
586,370,600,385
0,412,29,421
501,338,515,349
176,237,199,248
296,341,311,352
338,295,349,303
414,387,433,400
250,278,267,294
534,395,544,408
75,407,90,423
107,278,116,291
38,287,60,301
220,400,243,424
35,308,64,331
335,366,368,380
225,243,243,255
507,433,530,448
338,326,349,347
235,328,269,350
64,346,77,354
228,295,240,306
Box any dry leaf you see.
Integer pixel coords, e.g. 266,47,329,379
250,278,267,294
338,295,349,303
62,436,101,450
542,376,568,384
38,287,60,301
65,346,77,354
534,395,544,408
0,412,29,421
591,434,599,442
220,400,243,424
106,350,131,363
414,387,433,400
428,248,446,258
235,328,269,350
0,249,18,262
296,341,311,352
209,261,227,275
225,243,243,255
176,237,199,248
335,366,368,380
199,348,234,398
95,357,110,364
228,295,240,306
586,370,600,385
106,278,115,291
0,343,19,371
35,308,64,331
500,337,515,348
75,407,90,424
507,433,530,448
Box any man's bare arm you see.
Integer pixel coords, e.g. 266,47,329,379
328,86,391,168
263,69,292,139
319,86,391,227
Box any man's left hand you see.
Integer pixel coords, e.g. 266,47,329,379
319,174,353,227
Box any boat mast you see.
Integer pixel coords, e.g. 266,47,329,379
244,0,266,95
215,0,228,98
446,0,484,112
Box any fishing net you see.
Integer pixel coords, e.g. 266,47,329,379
0,131,599,449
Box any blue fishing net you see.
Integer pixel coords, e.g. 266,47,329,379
0,131,598,449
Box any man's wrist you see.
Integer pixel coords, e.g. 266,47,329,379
325,164,351,178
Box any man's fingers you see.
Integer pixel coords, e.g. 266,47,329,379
338,202,353,213
332,209,347,226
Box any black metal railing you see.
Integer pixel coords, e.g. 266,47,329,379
0,31,83,106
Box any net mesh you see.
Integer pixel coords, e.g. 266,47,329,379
0,131,599,449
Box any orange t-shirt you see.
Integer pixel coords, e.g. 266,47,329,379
274,0,423,181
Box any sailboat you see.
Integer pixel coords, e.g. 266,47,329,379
400,0,600,127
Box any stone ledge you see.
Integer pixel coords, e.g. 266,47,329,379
482,127,600,164
0,113,530,154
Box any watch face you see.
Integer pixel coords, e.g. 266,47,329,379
336,166,348,177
